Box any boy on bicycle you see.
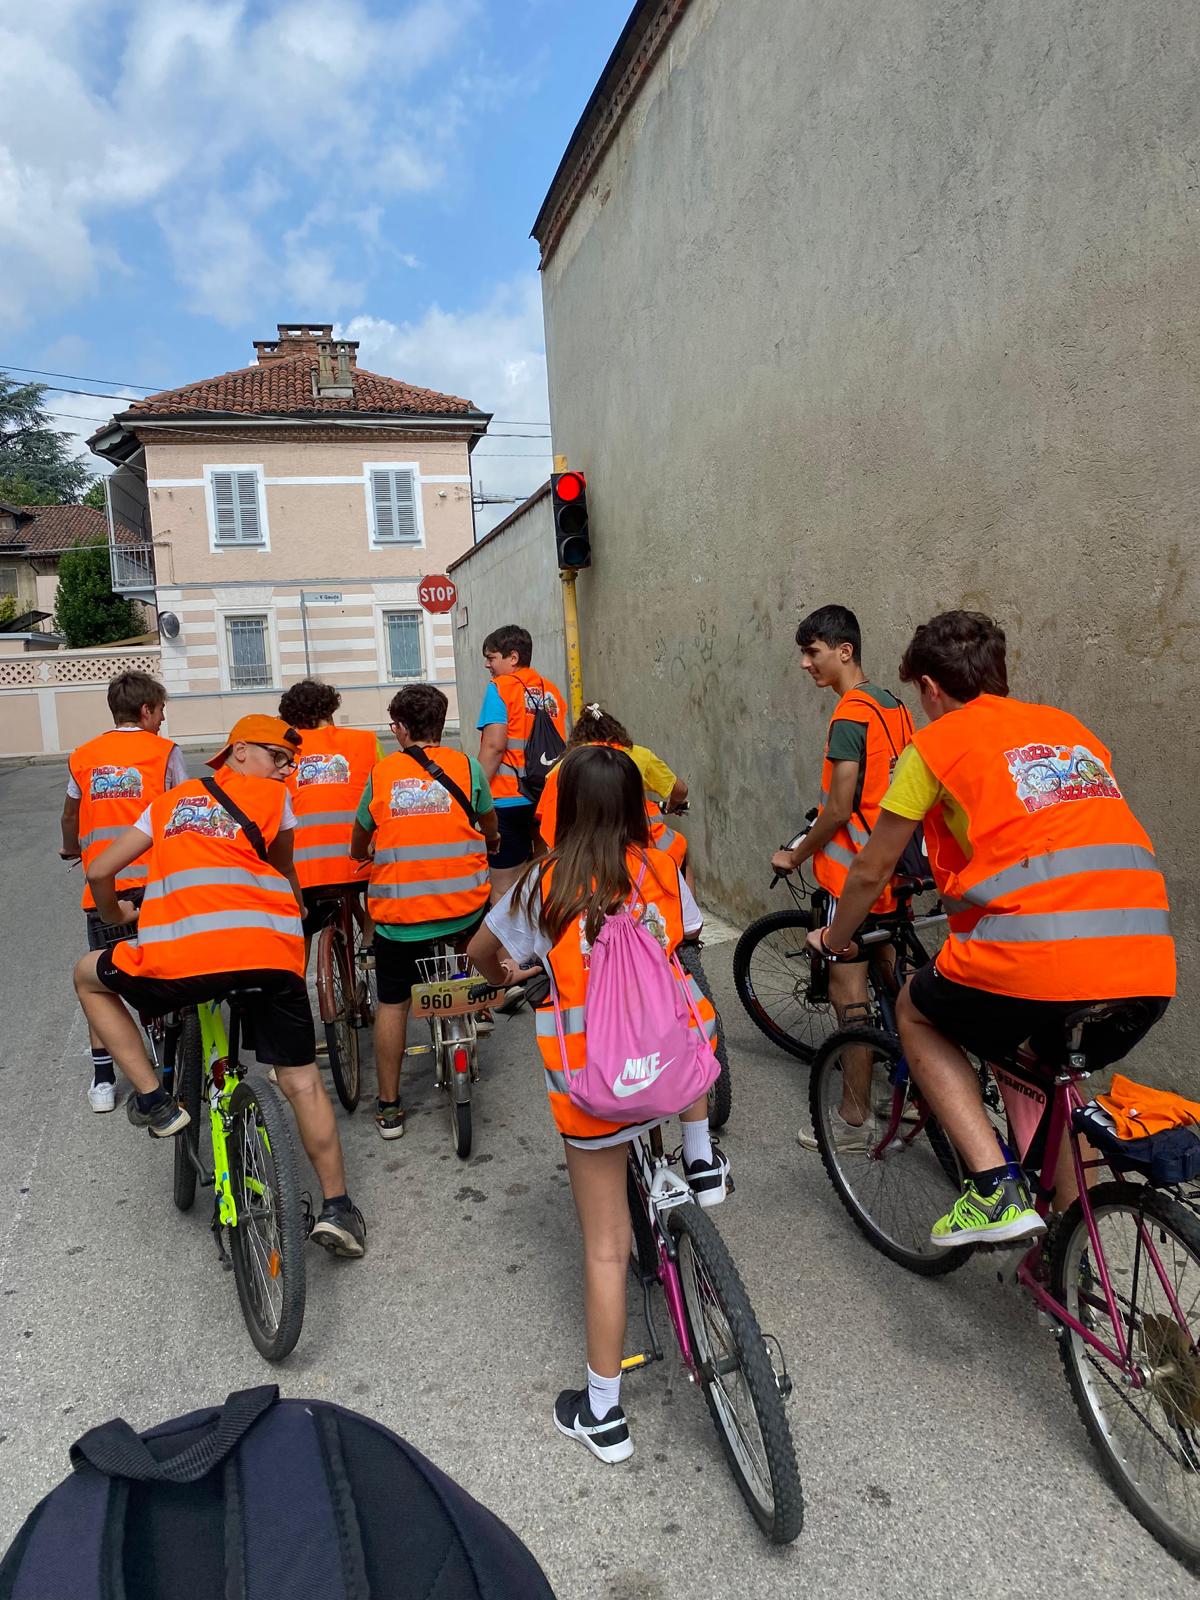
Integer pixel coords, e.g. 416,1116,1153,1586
349,684,500,1140
807,610,1174,1247
72,714,366,1258
60,670,188,1113
770,605,914,1147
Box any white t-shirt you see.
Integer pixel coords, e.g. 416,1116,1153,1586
485,865,703,969
133,791,296,836
66,728,189,798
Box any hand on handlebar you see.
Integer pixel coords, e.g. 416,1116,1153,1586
501,955,542,986
804,926,859,964
60,847,82,862
113,898,140,927
770,847,798,875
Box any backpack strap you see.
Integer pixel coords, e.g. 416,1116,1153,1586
71,1386,279,1484
200,777,271,865
840,692,914,840
401,744,480,831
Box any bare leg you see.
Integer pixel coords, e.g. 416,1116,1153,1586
273,1064,346,1199
74,953,159,1095
563,1141,632,1378
828,960,874,1122
679,1092,708,1124
488,861,527,905
374,999,411,1103
897,983,1005,1171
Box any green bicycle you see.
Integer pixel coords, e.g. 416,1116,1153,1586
170,996,308,1361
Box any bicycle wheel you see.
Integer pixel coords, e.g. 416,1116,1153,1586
734,909,834,1063
810,1027,971,1277
318,924,360,1113
172,1011,203,1213
1051,1182,1200,1570
227,1077,307,1361
667,1202,802,1543
677,941,732,1130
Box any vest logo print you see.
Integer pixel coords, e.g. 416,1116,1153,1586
163,797,237,840
389,777,451,818
296,752,350,787
1005,742,1122,815
612,1051,673,1098
90,764,143,800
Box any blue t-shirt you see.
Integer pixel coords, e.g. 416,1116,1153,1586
478,680,528,809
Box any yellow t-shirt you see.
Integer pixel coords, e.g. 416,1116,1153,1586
627,744,677,802
879,745,972,857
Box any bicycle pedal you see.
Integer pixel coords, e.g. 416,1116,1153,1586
300,1191,316,1240
620,1352,656,1373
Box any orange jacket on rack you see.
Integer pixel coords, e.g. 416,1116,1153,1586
536,752,688,869
812,688,914,914
69,729,176,911
534,848,717,1142
914,695,1175,1001
366,746,489,927
488,668,566,803
111,773,303,980
288,726,377,890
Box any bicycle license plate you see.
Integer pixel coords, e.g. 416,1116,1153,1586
411,977,496,1018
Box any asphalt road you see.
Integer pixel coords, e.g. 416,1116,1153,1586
0,757,1192,1598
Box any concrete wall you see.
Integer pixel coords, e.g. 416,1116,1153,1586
540,0,1200,1076
448,487,570,741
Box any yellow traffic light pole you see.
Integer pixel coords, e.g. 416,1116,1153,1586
555,452,585,722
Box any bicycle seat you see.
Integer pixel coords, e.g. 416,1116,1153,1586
1058,999,1164,1070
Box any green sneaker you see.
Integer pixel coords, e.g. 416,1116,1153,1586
930,1175,1046,1250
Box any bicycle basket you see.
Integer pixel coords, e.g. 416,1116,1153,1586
93,918,138,948
415,953,472,984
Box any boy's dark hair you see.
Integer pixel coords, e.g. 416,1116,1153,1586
388,683,448,743
481,625,533,668
899,610,1009,702
108,671,166,723
795,605,861,662
278,679,341,730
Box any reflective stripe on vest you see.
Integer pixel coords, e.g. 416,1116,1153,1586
369,869,489,900
137,908,303,945
949,843,1160,911
367,745,489,925
950,908,1172,945
374,840,483,864
812,688,913,913
142,866,296,902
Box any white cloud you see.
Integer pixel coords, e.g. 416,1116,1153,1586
43,388,144,481
342,275,553,532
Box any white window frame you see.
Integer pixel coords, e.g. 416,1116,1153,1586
0,565,18,597
216,606,280,693
204,464,270,553
373,602,433,684
363,461,425,550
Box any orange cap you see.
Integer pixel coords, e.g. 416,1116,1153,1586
207,715,302,769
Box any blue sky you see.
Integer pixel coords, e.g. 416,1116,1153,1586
1,0,634,523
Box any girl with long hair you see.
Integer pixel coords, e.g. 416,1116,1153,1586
468,744,728,1464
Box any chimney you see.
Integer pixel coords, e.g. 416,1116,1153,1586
253,323,337,364
314,340,358,399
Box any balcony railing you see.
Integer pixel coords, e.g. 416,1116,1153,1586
104,474,155,594
109,542,156,593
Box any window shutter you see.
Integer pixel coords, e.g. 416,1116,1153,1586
212,472,239,542
212,470,263,544
234,472,260,542
391,469,417,542
371,469,418,543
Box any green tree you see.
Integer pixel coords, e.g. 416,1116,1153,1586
83,480,108,511
54,543,140,647
0,373,94,503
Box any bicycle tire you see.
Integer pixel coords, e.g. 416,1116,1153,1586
1050,1181,1200,1571
626,1164,659,1277
445,1029,473,1158
667,1202,803,1543
319,925,360,1113
449,1094,472,1159
809,1027,972,1277
733,909,834,1063
677,942,732,1130
227,1077,307,1362
172,1011,203,1213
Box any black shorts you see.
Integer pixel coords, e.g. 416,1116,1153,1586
907,962,1169,1068
301,882,362,940
95,954,316,1067
85,889,145,952
374,913,487,1006
491,804,534,869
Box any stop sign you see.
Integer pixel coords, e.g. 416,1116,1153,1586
417,574,457,614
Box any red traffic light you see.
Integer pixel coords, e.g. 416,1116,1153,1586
554,471,586,503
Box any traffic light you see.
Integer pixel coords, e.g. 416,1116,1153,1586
551,470,590,569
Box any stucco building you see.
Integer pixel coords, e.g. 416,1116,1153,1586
89,324,489,740
0,502,109,626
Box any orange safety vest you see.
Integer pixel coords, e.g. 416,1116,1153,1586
487,668,566,804
812,687,914,914
534,848,717,1142
366,745,489,927
111,773,303,980
69,729,175,911
535,749,689,868
287,726,377,890
914,694,1175,1002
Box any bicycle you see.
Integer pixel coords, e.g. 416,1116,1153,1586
622,1122,803,1543
409,946,496,1159
812,976,1200,1572
308,885,371,1113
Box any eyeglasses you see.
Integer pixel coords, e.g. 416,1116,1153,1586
249,743,298,771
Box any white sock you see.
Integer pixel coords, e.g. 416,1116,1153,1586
681,1118,712,1168
587,1365,621,1419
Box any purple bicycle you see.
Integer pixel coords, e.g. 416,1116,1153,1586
622,1124,802,1543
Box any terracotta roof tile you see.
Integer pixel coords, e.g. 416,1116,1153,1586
125,356,482,421
1,503,108,554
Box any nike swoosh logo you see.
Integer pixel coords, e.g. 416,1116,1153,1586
611,1059,673,1098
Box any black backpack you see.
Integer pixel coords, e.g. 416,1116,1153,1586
518,685,566,804
0,1385,557,1600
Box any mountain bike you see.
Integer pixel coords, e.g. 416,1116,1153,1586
409,947,496,1158
308,886,371,1112
622,1123,802,1543
171,993,309,1361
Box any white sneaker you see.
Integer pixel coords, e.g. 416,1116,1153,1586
88,1078,116,1113
798,1110,875,1152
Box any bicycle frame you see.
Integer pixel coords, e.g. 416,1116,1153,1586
626,1127,702,1372
191,999,242,1228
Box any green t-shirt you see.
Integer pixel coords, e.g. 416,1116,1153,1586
824,682,904,763
357,753,494,943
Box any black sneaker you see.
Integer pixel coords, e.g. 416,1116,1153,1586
553,1388,633,1464
495,984,526,1016
310,1200,366,1259
684,1144,731,1208
126,1093,190,1139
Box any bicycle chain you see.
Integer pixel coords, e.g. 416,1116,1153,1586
1081,1346,1194,1468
